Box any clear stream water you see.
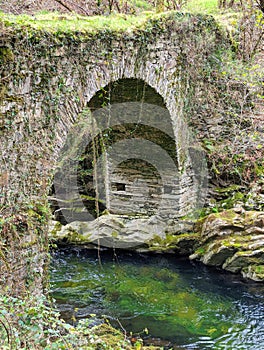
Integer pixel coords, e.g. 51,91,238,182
50,248,264,349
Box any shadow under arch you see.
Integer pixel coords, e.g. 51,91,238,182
88,78,167,111
50,78,180,223
50,76,207,230
83,78,179,218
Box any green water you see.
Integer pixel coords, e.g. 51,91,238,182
50,248,264,349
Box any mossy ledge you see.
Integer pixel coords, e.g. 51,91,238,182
190,209,264,282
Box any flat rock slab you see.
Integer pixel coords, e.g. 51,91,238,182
49,214,167,249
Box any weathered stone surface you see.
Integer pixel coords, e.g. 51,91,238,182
49,214,199,253
1,12,263,293
49,214,167,249
242,265,264,282
147,231,199,255
191,210,264,281
49,208,264,281
2,13,221,292
197,242,236,266
0,13,219,214
223,250,264,273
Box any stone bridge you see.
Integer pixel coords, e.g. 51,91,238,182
0,12,241,293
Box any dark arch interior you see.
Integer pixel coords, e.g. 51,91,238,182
88,78,166,111
50,78,176,223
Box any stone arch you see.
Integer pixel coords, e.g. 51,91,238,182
51,77,181,222
50,43,191,176
50,62,208,227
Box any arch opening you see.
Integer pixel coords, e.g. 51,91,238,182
49,78,179,225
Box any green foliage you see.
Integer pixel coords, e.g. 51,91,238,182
0,46,14,63
0,293,65,349
133,0,153,11
0,293,129,349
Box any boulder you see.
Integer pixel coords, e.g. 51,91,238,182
242,265,264,282
48,214,198,253
49,209,264,281
49,214,167,249
191,210,264,281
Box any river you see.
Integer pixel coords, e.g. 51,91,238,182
50,247,264,349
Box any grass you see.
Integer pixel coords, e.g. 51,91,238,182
0,0,242,35
183,0,242,30
183,0,220,15
0,11,157,34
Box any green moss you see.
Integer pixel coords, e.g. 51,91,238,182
148,232,199,252
194,246,207,256
210,209,238,222
223,240,241,249
0,46,14,63
235,250,255,257
0,10,220,43
209,193,246,215
80,194,105,204
242,264,264,281
214,184,242,194
90,323,128,348
221,235,254,249
49,221,62,236
244,211,263,226
60,228,91,244
253,265,264,274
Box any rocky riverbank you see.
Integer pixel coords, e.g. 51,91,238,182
190,209,264,282
49,208,264,282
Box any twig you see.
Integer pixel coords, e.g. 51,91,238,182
0,314,13,349
53,0,73,13
116,317,127,341
53,0,90,15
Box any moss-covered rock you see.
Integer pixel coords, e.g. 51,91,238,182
190,209,264,282
49,214,200,254
223,249,264,273
148,232,199,255
242,264,264,282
